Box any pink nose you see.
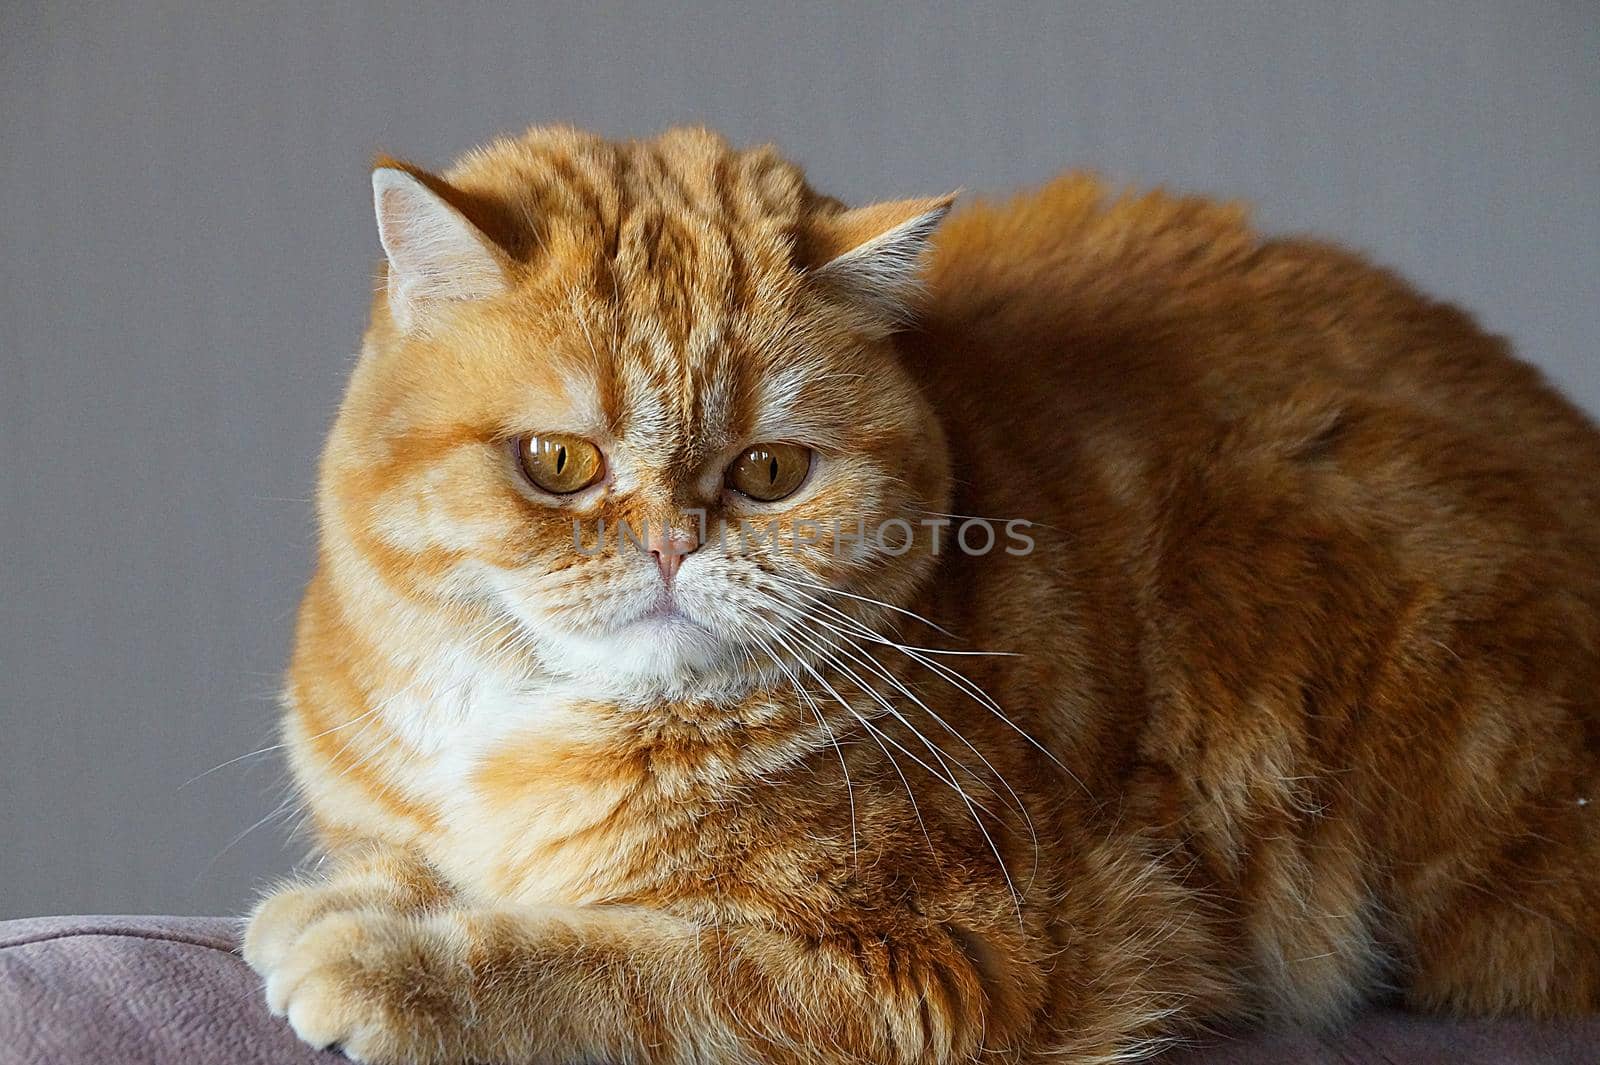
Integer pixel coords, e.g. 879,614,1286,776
646,527,700,583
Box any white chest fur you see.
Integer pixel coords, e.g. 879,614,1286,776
381,662,661,906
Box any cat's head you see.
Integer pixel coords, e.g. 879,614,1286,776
320,127,953,699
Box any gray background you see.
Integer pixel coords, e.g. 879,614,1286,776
2,1,1596,919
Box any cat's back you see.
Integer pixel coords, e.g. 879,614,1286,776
910,173,1600,540
908,173,1600,1022
910,167,1600,791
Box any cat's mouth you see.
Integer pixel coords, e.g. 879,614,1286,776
631,596,706,631
497,576,749,688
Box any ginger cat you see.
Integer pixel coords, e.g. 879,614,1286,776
244,126,1600,1064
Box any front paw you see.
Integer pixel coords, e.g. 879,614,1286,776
261,909,462,1064
244,879,371,977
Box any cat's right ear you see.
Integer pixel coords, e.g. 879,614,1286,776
371,166,511,331
805,193,957,332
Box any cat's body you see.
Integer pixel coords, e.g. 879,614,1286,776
246,127,1600,1064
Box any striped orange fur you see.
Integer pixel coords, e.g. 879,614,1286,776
245,125,1600,1063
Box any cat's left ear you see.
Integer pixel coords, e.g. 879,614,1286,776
807,193,957,329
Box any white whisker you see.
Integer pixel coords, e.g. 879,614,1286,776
767,572,958,638
759,588,1045,892
745,612,941,862
773,580,1091,800
740,621,861,870
761,607,1024,921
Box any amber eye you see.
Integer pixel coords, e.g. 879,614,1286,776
726,443,812,502
516,433,605,494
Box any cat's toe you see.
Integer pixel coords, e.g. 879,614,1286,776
268,909,453,1064
245,880,347,976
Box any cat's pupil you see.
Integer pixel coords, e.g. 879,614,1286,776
555,446,566,473
767,457,778,483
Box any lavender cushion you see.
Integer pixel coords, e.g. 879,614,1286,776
0,916,337,1064
1,915,1597,1064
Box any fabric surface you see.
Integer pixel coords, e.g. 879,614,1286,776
0,915,338,1065
1,914,1597,1064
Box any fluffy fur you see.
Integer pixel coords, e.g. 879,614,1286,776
245,125,1600,1064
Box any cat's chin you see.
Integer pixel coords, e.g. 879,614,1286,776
534,613,758,700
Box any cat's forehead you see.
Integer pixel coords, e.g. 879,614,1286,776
449,126,816,275
441,129,866,459
548,277,827,473
526,138,815,356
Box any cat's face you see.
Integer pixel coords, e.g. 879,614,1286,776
320,130,952,698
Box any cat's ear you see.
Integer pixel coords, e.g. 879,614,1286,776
808,193,957,327
371,165,512,331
